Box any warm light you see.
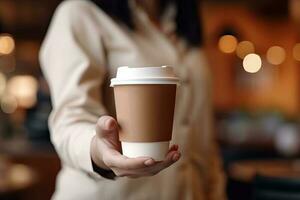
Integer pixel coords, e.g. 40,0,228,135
7,75,38,108
0,35,15,55
0,72,6,96
293,43,300,61
236,41,255,59
243,53,262,73
266,46,286,65
1,94,18,114
9,164,33,186
218,35,238,53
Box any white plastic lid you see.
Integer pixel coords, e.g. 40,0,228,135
110,66,179,87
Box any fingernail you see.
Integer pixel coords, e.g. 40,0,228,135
105,119,115,130
172,153,181,162
144,159,155,166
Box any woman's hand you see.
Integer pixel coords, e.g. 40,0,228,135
91,116,181,178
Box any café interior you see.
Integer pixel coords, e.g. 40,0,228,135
1,0,300,199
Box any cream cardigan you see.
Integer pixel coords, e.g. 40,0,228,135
40,0,226,199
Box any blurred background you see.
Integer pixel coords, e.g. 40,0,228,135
1,0,300,199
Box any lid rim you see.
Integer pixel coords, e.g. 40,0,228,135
110,78,180,87
111,66,179,87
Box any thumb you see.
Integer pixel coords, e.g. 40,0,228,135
96,116,118,138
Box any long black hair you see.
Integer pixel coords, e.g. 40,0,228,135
91,0,203,47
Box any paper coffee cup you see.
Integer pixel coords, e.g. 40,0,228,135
111,66,179,161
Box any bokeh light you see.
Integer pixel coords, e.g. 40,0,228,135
243,53,262,73
275,125,299,156
0,35,15,55
292,43,300,61
7,75,38,108
266,46,286,65
218,35,238,54
236,41,255,59
1,94,18,114
0,72,6,96
9,164,33,186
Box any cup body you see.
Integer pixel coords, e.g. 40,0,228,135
111,66,179,160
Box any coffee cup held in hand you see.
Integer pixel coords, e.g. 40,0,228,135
110,66,179,161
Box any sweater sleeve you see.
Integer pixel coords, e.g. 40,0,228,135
40,0,108,179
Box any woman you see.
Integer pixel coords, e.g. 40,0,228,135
40,0,226,199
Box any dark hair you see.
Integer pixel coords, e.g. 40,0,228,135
91,0,203,47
